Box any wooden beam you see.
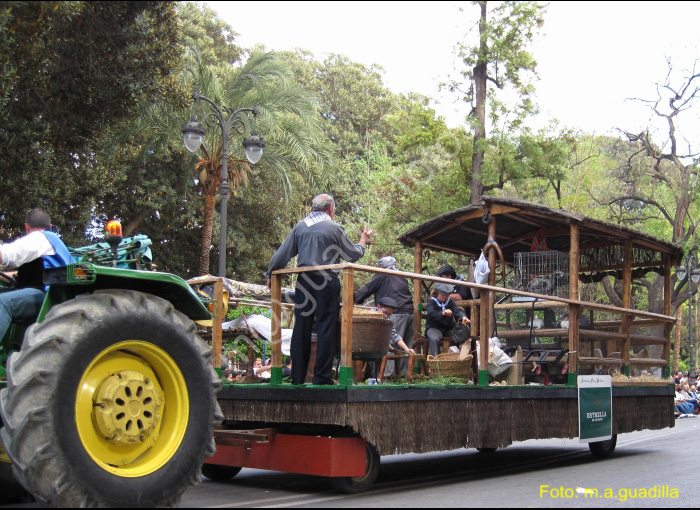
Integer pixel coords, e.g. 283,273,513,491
621,241,633,371
489,204,523,216
663,255,672,371
270,274,282,369
422,207,507,242
479,286,489,384
592,319,668,329
486,216,497,340
494,300,567,311
496,328,568,338
579,261,665,272
341,268,355,369
211,278,224,369
580,329,626,341
414,242,423,339
569,223,580,376
498,227,548,250
420,241,479,258
578,357,668,367
502,212,550,229
229,298,294,310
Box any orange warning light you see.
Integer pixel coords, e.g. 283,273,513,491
106,220,122,237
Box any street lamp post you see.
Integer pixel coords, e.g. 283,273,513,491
676,250,700,382
181,87,265,277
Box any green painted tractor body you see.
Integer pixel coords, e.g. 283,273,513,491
0,236,221,507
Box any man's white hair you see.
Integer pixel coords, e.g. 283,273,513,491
312,194,335,212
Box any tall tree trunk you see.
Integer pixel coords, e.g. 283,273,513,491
122,211,149,238
199,194,216,276
674,305,682,373
469,1,488,204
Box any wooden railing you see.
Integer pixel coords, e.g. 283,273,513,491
264,263,676,385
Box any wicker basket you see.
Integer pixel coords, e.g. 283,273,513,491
350,306,384,318
427,352,473,378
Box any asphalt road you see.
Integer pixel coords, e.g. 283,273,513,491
3,418,696,508
182,418,698,508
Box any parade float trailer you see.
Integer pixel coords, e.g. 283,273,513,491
0,197,680,503
202,196,679,492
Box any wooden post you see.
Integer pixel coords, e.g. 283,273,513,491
414,242,423,338
211,277,224,370
269,273,283,384
486,216,497,338
621,241,632,376
663,255,673,378
339,267,355,386
507,346,523,386
479,288,489,386
479,215,496,386
568,223,580,385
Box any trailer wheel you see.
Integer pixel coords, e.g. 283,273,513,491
0,290,222,507
201,464,242,481
329,442,379,494
588,434,617,459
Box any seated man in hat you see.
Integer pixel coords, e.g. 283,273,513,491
425,283,471,356
376,297,415,377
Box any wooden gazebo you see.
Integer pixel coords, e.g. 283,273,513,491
399,196,684,383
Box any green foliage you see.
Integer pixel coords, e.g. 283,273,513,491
177,2,243,67
456,1,544,120
0,1,182,246
280,50,399,159
447,1,546,199
3,0,698,344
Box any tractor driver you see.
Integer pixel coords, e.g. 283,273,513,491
0,209,73,341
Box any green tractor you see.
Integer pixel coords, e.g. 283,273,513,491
0,228,222,507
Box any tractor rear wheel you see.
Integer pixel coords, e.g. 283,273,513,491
0,290,222,507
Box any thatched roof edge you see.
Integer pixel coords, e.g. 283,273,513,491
398,195,683,258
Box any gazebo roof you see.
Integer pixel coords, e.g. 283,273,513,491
398,196,683,270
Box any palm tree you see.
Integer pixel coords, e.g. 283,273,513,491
185,49,336,275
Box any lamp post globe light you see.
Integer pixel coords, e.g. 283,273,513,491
182,86,266,277
676,249,700,383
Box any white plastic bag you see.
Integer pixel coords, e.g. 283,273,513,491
222,315,293,356
474,250,490,285
475,337,512,377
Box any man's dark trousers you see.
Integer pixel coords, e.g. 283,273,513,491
291,272,340,385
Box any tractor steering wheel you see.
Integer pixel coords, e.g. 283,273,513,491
0,271,17,287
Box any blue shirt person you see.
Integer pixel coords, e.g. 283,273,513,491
0,209,72,341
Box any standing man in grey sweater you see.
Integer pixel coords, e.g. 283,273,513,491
265,194,372,385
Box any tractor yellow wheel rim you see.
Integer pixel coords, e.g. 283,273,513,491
76,341,189,477
0,442,11,464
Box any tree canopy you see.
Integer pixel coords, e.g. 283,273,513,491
3,2,700,374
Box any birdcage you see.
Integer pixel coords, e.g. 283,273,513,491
512,251,569,299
